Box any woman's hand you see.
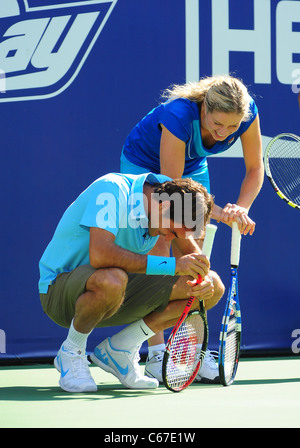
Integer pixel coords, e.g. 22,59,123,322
219,203,255,235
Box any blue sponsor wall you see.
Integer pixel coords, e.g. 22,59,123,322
0,0,299,362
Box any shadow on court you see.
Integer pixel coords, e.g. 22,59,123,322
2,377,299,403
234,377,300,386
0,383,173,402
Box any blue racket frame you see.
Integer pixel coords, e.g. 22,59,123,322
218,266,241,386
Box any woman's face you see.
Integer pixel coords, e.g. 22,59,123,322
202,108,244,141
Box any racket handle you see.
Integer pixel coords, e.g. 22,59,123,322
196,224,217,285
202,224,218,260
231,222,241,267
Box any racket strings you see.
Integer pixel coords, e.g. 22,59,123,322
165,313,205,389
223,312,239,383
268,136,300,205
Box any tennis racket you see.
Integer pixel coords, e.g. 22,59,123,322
162,223,217,392
264,133,300,210
218,222,242,386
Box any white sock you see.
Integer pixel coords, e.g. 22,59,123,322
148,344,166,358
110,319,155,351
64,319,91,353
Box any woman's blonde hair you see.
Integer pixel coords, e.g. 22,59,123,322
161,75,252,121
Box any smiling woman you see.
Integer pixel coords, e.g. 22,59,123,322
121,74,264,236
202,111,243,143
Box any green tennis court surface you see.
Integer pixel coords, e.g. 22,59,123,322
1,357,299,429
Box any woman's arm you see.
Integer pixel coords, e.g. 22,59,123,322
217,115,264,235
159,124,186,179
237,114,264,209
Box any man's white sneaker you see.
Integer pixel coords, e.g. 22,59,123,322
54,345,98,393
144,350,164,383
195,350,219,383
90,338,159,389
144,348,220,384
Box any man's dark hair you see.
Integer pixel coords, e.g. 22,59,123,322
152,178,214,235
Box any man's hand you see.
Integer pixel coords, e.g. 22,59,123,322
175,253,210,279
186,275,214,301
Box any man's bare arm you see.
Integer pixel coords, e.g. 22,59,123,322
89,227,147,273
89,227,209,279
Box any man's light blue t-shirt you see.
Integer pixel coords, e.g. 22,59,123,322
38,172,170,294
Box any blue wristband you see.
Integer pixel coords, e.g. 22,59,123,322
146,255,176,276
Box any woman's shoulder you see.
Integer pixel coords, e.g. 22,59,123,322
248,95,258,116
161,97,199,118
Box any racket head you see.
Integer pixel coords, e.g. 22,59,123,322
218,269,241,386
264,133,300,210
163,310,208,392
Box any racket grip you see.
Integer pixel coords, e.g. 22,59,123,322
196,224,217,285
202,224,217,260
231,222,241,267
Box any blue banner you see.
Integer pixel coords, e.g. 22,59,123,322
0,0,299,361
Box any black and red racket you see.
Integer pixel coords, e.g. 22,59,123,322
162,224,217,392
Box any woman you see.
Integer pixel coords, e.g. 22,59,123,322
120,75,264,383
121,74,264,234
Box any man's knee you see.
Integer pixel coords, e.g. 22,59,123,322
87,268,128,298
83,268,128,320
